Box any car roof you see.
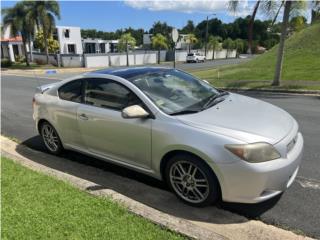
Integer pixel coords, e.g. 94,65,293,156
92,66,172,80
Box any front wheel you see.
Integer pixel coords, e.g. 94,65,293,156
165,154,220,207
40,122,64,155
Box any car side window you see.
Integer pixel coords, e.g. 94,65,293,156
84,78,141,111
58,80,82,103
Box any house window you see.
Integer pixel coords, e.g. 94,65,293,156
85,43,95,53
100,43,105,53
68,44,76,54
64,29,70,38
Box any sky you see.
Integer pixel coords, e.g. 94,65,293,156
0,0,311,32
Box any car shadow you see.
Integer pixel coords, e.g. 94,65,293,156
17,135,282,224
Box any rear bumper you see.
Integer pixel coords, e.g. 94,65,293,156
217,132,303,203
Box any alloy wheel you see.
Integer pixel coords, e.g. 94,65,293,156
41,123,59,152
169,161,210,204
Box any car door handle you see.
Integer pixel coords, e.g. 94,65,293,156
79,113,89,120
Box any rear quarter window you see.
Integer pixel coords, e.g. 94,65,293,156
58,80,82,103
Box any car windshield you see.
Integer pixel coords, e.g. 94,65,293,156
187,53,194,56
129,69,220,115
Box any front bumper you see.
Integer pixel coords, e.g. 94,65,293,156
217,132,303,203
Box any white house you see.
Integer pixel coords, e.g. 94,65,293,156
53,26,83,54
0,24,29,62
82,38,118,54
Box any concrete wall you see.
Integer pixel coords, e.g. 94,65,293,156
33,53,57,65
165,49,237,62
84,52,157,68
84,54,109,68
61,54,83,67
134,52,157,65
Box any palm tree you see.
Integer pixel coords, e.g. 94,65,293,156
207,36,222,60
119,33,136,66
30,1,60,64
2,2,34,66
272,1,306,86
185,34,198,53
151,33,168,64
311,0,320,23
228,0,278,54
234,39,245,58
222,38,235,58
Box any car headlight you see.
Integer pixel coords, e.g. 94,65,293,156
225,142,281,163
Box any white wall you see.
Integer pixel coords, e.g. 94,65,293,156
56,26,83,54
84,54,109,68
226,50,237,58
61,55,83,67
175,51,188,62
134,53,157,65
83,52,157,68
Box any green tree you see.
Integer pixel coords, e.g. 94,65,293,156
149,21,173,40
207,36,222,60
151,33,168,64
118,33,136,66
2,2,35,66
290,16,307,32
222,38,235,58
185,34,198,53
34,29,59,53
29,1,60,64
272,1,307,86
228,0,278,54
181,20,195,34
234,38,245,57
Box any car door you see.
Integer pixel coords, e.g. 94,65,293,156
77,78,152,169
55,79,85,148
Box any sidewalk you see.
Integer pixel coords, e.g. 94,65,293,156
1,67,100,76
1,136,313,240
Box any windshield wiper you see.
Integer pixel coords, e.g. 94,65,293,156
170,109,200,116
202,91,229,110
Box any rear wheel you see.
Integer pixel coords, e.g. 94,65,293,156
40,121,63,155
165,153,220,207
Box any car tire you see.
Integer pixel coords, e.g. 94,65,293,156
40,121,64,155
165,153,220,207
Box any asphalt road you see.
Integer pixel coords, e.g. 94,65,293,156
162,57,252,71
2,73,320,238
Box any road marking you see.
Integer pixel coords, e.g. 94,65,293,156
296,176,320,190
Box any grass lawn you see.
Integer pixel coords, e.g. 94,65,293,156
1,157,185,240
191,23,320,90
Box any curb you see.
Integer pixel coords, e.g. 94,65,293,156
0,136,314,240
220,87,320,96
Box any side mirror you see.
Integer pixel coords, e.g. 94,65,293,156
122,105,150,119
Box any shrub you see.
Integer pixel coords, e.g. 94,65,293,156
15,55,25,63
1,58,12,68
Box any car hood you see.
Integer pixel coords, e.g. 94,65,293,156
175,93,295,144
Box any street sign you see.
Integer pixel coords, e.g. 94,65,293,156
172,28,179,43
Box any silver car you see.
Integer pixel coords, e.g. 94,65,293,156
33,67,303,207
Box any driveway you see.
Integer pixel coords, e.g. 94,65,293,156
1,74,320,238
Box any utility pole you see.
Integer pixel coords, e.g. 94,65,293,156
204,14,216,58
